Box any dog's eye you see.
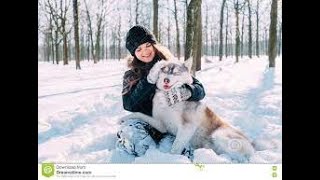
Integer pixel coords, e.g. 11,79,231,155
173,68,180,75
173,68,178,73
161,67,169,73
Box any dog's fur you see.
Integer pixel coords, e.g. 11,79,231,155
120,59,254,162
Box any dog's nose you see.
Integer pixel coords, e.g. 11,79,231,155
164,78,170,84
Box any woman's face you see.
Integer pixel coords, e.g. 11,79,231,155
134,42,156,63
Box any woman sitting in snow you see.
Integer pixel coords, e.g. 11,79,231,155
116,25,206,157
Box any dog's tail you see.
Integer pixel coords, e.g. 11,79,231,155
204,107,255,162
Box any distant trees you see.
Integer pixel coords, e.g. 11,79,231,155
38,0,282,69
46,0,72,65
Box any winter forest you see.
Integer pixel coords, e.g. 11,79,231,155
38,0,282,70
38,0,282,164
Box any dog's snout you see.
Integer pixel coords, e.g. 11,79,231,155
164,78,170,84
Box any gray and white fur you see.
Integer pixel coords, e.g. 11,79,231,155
120,59,255,162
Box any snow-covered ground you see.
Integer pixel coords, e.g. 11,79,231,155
38,56,282,164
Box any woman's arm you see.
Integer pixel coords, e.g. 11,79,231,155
185,76,206,101
122,71,156,113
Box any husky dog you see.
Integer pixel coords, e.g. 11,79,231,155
120,60,254,162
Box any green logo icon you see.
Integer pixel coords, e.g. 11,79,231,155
272,166,277,171
272,165,277,178
194,163,205,171
42,163,55,177
272,172,277,177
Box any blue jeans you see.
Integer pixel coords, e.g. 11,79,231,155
116,118,163,156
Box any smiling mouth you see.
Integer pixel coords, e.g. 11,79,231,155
163,84,171,89
142,54,151,58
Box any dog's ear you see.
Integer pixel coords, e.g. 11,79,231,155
183,58,193,73
147,61,168,84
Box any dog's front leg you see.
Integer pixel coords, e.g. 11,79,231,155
171,126,196,154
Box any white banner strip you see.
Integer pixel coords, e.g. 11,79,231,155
39,163,282,180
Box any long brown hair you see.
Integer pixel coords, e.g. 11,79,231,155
122,44,173,95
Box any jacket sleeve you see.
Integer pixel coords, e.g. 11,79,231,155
185,76,206,101
122,73,156,112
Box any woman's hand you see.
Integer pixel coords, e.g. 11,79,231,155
165,84,192,106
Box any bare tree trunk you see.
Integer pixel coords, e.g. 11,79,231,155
95,0,106,63
45,0,65,64
44,31,51,62
247,0,252,58
62,32,68,65
51,32,55,64
73,0,81,69
268,0,278,68
86,33,90,61
204,2,209,57
84,0,95,62
129,0,133,27
80,28,85,60
278,22,282,56
101,25,105,60
105,26,108,60
264,28,268,55
54,30,60,64
256,0,260,57
241,11,245,57
117,13,122,61
68,38,72,61
113,31,116,59
173,0,181,60
194,5,202,72
153,0,158,40
94,18,102,63
167,0,171,51
135,0,139,24
185,0,194,62
235,0,240,63
219,0,227,61
185,0,202,76
158,21,162,43
48,15,55,64
183,0,188,51
57,0,71,65
167,24,171,51
229,33,233,56
210,25,214,56
90,33,95,62
225,5,228,58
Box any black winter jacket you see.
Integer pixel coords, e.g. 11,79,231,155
122,69,206,116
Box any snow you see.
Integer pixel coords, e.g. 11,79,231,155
38,55,282,164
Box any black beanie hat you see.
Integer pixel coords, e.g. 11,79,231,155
125,25,157,55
